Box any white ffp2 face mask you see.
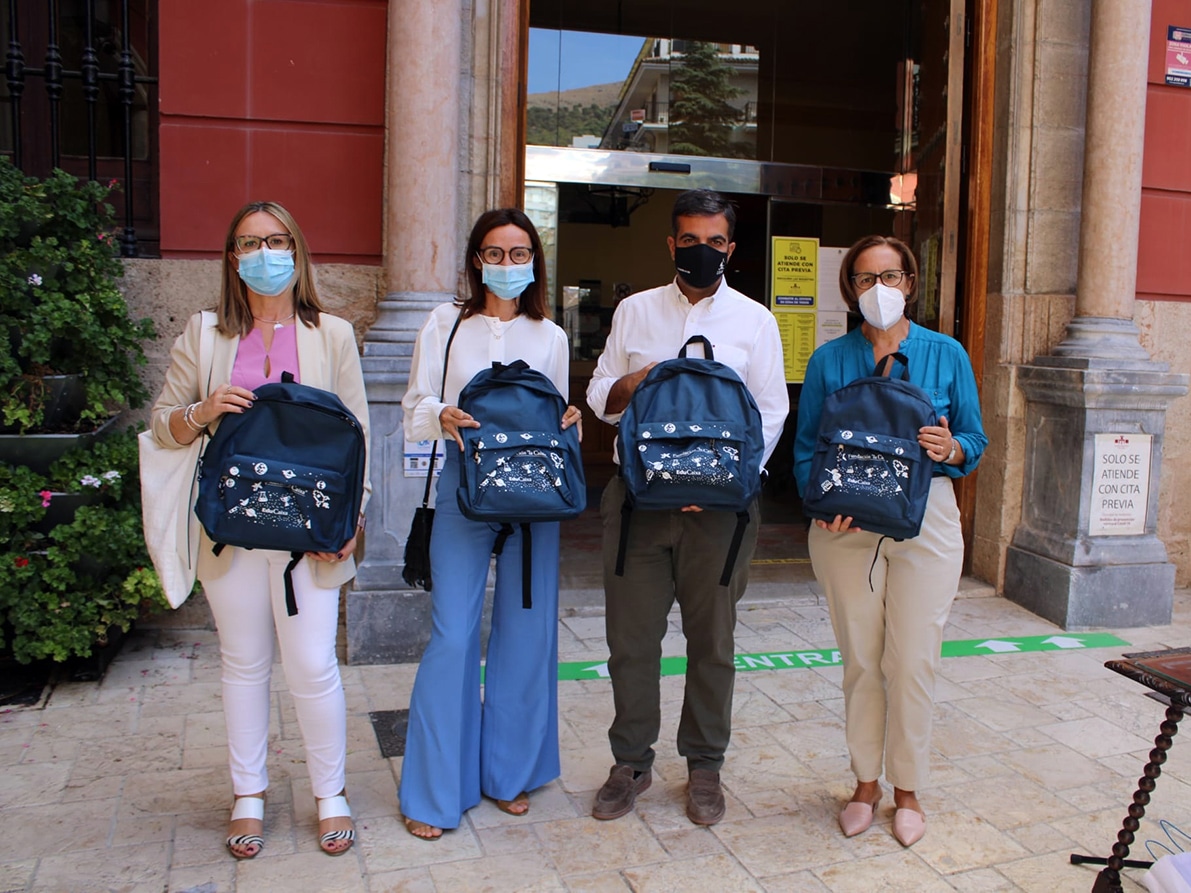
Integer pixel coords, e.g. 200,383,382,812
858,281,907,330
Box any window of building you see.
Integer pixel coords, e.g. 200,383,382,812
1,1,158,256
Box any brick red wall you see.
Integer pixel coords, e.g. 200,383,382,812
1139,1,1191,301
158,0,386,263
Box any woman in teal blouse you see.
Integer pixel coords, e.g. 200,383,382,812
794,234,987,847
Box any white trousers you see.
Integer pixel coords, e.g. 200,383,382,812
808,476,963,791
202,548,346,799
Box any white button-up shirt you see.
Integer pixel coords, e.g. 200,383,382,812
403,302,570,443
586,278,789,467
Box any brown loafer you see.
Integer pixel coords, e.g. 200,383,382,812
592,764,652,820
686,768,726,825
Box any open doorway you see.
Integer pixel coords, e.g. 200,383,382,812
524,0,975,597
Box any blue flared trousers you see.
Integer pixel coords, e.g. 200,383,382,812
398,449,561,829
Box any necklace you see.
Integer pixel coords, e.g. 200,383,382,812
253,312,295,330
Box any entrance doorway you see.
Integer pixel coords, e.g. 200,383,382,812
524,0,981,594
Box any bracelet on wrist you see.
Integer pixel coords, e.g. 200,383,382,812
946,440,958,464
182,402,206,432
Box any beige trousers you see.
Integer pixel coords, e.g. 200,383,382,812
808,476,963,791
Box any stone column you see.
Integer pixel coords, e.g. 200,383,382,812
346,0,465,663
1003,0,1189,628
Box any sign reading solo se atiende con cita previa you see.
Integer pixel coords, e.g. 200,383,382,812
1089,433,1151,536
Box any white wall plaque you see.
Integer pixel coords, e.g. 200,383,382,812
403,439,445,478
1089,433,1152,536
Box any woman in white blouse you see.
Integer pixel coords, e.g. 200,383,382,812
399,208,581,839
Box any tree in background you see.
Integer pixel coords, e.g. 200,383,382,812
668,41,745,157
526,102,617,147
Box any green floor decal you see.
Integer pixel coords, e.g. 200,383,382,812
556,632,1131,681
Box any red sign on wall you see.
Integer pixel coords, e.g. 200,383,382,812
1166,25,1191,88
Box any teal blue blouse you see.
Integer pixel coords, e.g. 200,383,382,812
793,322,988,496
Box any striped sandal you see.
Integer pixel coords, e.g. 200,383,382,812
225,795,265,859
317,794,355,856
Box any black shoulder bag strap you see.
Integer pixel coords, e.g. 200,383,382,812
421,308,465,511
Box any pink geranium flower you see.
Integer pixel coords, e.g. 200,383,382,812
39,490,52,507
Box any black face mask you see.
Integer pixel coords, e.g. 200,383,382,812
674,243,728,290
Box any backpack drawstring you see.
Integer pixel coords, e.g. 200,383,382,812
867,535,892,591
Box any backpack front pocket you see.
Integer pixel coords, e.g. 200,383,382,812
462,431,579,520
631,420,748,506
806,430,921,522
214,454,348,547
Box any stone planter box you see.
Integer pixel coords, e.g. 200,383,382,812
0,414,118,475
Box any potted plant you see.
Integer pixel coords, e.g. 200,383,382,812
0,161,170,673
0,158,155,436
0,428,170,668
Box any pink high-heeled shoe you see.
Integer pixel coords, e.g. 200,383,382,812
839,792,881,837
892,807,926,846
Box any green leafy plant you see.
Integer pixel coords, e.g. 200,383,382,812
0,428,170,664
0,159,156,433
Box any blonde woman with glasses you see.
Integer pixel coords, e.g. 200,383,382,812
147,200,370,859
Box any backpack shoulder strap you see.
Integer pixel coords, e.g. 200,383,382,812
199,310,217,398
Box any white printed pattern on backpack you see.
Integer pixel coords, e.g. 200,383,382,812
473,437,567,494
638,423,740,487
221,461,331,530
818,429,911,498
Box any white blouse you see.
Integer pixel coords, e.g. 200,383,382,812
402,301,571,443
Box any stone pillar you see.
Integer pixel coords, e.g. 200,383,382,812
346,0,465,664
1003,0,1189,629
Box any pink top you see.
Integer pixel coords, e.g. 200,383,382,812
230,325,301,390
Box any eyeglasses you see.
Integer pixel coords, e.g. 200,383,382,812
477,246,533,265
850,269,909,290
234,233,294,254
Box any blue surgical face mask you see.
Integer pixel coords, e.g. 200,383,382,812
237,247,297,296
481,260,535,301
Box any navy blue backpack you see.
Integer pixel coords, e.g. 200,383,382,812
456,359,586,606
802,352,935,539
616,335,765,585
196,372,367,614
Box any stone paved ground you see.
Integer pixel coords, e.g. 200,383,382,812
3,581,1190,892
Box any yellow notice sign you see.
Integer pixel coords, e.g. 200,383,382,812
776,310,817,383
772,236,819,382
771,237,819,308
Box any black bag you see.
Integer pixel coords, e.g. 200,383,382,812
401,309,463,593
195,372,367,614
401,505,435,590
802,352,936,539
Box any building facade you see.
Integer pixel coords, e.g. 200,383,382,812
6,0,1190,655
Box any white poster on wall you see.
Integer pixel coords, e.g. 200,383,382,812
1088,433,1152,536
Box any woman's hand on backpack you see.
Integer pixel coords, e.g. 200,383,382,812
561,405,583,442
815,515,861,533
918,415,961,465
197,384,256,424
440,406,480,450
309,533,358,564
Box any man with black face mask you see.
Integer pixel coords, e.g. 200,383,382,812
585,189,788,826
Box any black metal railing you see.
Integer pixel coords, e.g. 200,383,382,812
4,0,157,256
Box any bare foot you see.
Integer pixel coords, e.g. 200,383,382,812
317,793,355,856
893,787,923,815
226,793,266,859
849,779,882,806
404,816,444,840
496,792,530,815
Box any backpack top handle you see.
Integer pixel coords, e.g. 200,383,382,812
873,352,911,381
679,334,714,361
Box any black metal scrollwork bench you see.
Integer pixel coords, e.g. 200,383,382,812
1070,647,1191,893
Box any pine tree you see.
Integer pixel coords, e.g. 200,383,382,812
668,41,745,157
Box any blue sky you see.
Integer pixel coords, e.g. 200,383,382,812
528,30,647,95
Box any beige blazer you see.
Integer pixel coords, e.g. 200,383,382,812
148,311,372,589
